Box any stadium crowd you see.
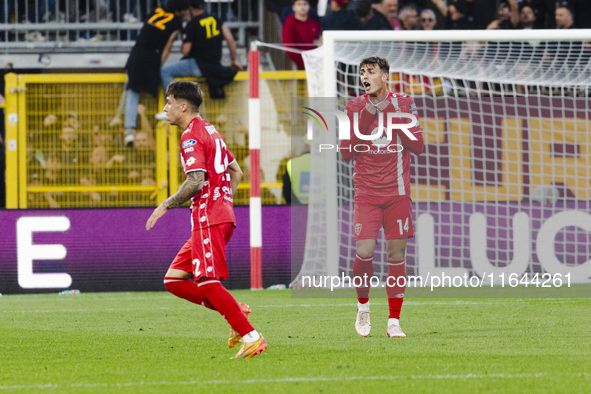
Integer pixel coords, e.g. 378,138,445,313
278,0,591,68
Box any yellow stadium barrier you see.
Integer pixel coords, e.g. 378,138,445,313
4,71,306,209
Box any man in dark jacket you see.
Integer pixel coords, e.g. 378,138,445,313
122,0,189,147
160,0,243,101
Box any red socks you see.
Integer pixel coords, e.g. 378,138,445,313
386,260,407,319
199,280,255,337
164,277,254,337
164,277,215,310
353,254,374,304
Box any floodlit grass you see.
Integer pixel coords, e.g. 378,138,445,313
0,291,589,393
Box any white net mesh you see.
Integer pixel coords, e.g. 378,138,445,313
294,33,591,288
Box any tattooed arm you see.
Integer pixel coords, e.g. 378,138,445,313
146,171,204,230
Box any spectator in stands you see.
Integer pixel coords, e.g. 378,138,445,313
398,4,419,30
420,8,437,30
519,4,536,29
92,124,115,148
555,2,575,29
128,104,156,182
27,151,63,208
321,0,362,31
356,0,374,28
448,0,473,30
389,0,402,30
545,2,585,76
81,145,125,202
520,0,555,29
364,0,395,30
279,0,320,24
282,143,310,205
118,0,189,148
430,0,474,29
486,0,519,30
160,0,242,101
282,0,322,70
58,114,86,185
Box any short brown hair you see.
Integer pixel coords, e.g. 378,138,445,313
165,81,203,112
360,56,390,74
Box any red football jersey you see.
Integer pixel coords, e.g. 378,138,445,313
180,117,236,229
342,92,424,197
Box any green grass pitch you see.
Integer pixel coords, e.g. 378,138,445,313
1,290,589,393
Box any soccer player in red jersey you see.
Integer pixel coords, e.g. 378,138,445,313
340,56,424,338
146,81,267,358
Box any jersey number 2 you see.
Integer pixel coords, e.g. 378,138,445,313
147,8,174,31
214,139,229,174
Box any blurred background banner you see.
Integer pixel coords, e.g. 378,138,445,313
0,206,295,294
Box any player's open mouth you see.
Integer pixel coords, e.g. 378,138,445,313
363,82,371,90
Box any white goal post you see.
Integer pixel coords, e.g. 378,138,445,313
292,29,591,288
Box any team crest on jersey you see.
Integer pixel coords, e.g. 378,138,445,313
184,147,194,154
182,139,197,148
355,223,362,236
371,128,391,147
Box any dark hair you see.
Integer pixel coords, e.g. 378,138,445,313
166,81,204,111
189,0,206,10
519,3,534,13
165,0,190,13
360,56,389,74
356,1,371,18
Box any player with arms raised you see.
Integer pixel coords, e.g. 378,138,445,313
146,81,267,358
340,56,424,338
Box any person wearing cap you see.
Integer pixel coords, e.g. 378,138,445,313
321,0,362,31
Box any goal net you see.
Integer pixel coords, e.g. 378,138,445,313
291,30,591,290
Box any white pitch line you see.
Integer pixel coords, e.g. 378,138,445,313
0,373,553,390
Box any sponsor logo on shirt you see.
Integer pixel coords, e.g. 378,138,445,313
205,125,216,135
184,147,194,154
186,157,196,166
182,139,197,148
213,187,221,200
